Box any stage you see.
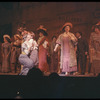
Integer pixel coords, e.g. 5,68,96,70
0,72,97,77
0,72,100,99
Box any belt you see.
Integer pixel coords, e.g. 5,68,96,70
22,52,26,55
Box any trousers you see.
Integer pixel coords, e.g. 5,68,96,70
18,54,34,75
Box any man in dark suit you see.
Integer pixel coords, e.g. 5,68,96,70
75,32,89,75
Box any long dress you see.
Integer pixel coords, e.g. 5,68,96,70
89,32,100,74
56,32,77,73
37,36,49,72
10,39,21,73
1,42,11,73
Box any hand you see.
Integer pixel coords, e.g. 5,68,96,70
60,68,62,73
54,48,56,52
47,53,50,57
87,55,89,59
32,43,34,47
85,52,88,55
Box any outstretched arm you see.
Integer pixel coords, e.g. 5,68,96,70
54,44,59,52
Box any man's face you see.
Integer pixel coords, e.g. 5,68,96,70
75,32,80,38
95,28,100,33
53,37,56,42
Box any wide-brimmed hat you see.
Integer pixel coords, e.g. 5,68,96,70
37,25,47,31
62,22,73,31
37,25,48,36
29,31,35,35
14,34,21,40
3,34,11,40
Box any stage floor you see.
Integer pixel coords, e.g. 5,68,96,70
0,72,97,77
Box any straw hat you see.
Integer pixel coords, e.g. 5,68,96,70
14,34,21,40
3,34,11,40
62,22,73,30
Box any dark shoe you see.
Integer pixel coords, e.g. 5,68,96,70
61,72,65,74
94,73,98,76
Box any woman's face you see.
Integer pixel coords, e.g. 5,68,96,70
4,37,7,42
64,25,70,32
26,34,31,41
39,32,43,37
21,30,28,36
75,32,80,38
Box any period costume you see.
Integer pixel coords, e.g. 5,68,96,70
37,25,49,72
18,34,34,75
29,39,39,66
89,31,100,74
49,39,59,73
56,32,77,73
37,35,49,72
1,35,11,73
10,34,21,73
76,36,89,74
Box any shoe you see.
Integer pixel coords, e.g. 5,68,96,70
73,72,80,75
94,73,98,76
85,72,88,75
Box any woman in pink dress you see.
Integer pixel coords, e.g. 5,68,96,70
54,22,78,75
37,25,49,73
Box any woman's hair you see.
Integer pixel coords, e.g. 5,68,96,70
29,31,35,38
75,31,83,36
62,25,71,32
52,35,57,40
37,29,48,36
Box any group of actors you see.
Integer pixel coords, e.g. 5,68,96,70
0,21,100,76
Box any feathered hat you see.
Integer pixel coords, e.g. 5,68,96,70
37,25,48,36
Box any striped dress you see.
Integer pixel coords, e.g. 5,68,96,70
89,32,100,73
